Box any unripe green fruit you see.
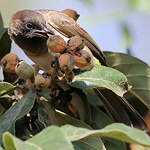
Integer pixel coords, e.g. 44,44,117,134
34,74,51,90
15,61,34,80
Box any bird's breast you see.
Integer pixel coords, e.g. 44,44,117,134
24,50,55,71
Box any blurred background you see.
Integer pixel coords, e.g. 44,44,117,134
0,0,150,78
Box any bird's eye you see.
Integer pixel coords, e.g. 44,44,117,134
26,23,34,29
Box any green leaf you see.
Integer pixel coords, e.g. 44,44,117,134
70,91,86,121
61,123,150,148
28,126,74,150
102,138,127,150
56,110,92,128
15,118,33,141
0,104,5,116
73,139,106,150
0,94,12,110
37,89,58,126
0,28,6,39
104,52,150,112
0,82,15,95
38,99,58,127
8,122,15,136
56,111,105,150
71,66,130,97
3,132,40,150
0,147,3,150
0,146,3,150
90,108,126,150
0,28,12,60
86,92,102,106
0,12,3,28
90,107,113,129
0,94,11,100
0,89,36,144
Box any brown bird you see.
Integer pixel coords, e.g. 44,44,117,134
8,9,106,72
8,9,147,131
61,9,80,21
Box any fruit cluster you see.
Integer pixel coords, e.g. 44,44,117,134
0,35,94,90
0,53,50,90
47,35,94,81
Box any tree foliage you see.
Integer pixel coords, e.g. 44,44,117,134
0,9,150,150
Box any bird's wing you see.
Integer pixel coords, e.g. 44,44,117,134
37,10,107,65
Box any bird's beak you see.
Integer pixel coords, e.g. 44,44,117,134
43,27,54,35
32,27,54,38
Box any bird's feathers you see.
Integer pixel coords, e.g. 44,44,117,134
37,10,106,65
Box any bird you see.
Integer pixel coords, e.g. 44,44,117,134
8,9,106,72
61,9,80,21
8,9,147,131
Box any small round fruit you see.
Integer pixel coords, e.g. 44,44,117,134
72,50,93,69
15,61,34,80
1,53,19,73
58,53,75,73
34,74,51,90
47,35,67,53
67,36,84,52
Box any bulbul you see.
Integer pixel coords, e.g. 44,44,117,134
8,9,106,72
8,9,147,131
61,9,80,21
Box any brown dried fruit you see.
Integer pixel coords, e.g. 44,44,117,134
72,50,93,69
61,9,80,21
47,35,67,53
15,61,34,80
1,53,19,73
58,53,75,73
34,74,51,90
65,71,74,82
67,36,84,53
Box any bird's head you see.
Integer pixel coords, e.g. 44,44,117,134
9,9,54,39
8,10,54,54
